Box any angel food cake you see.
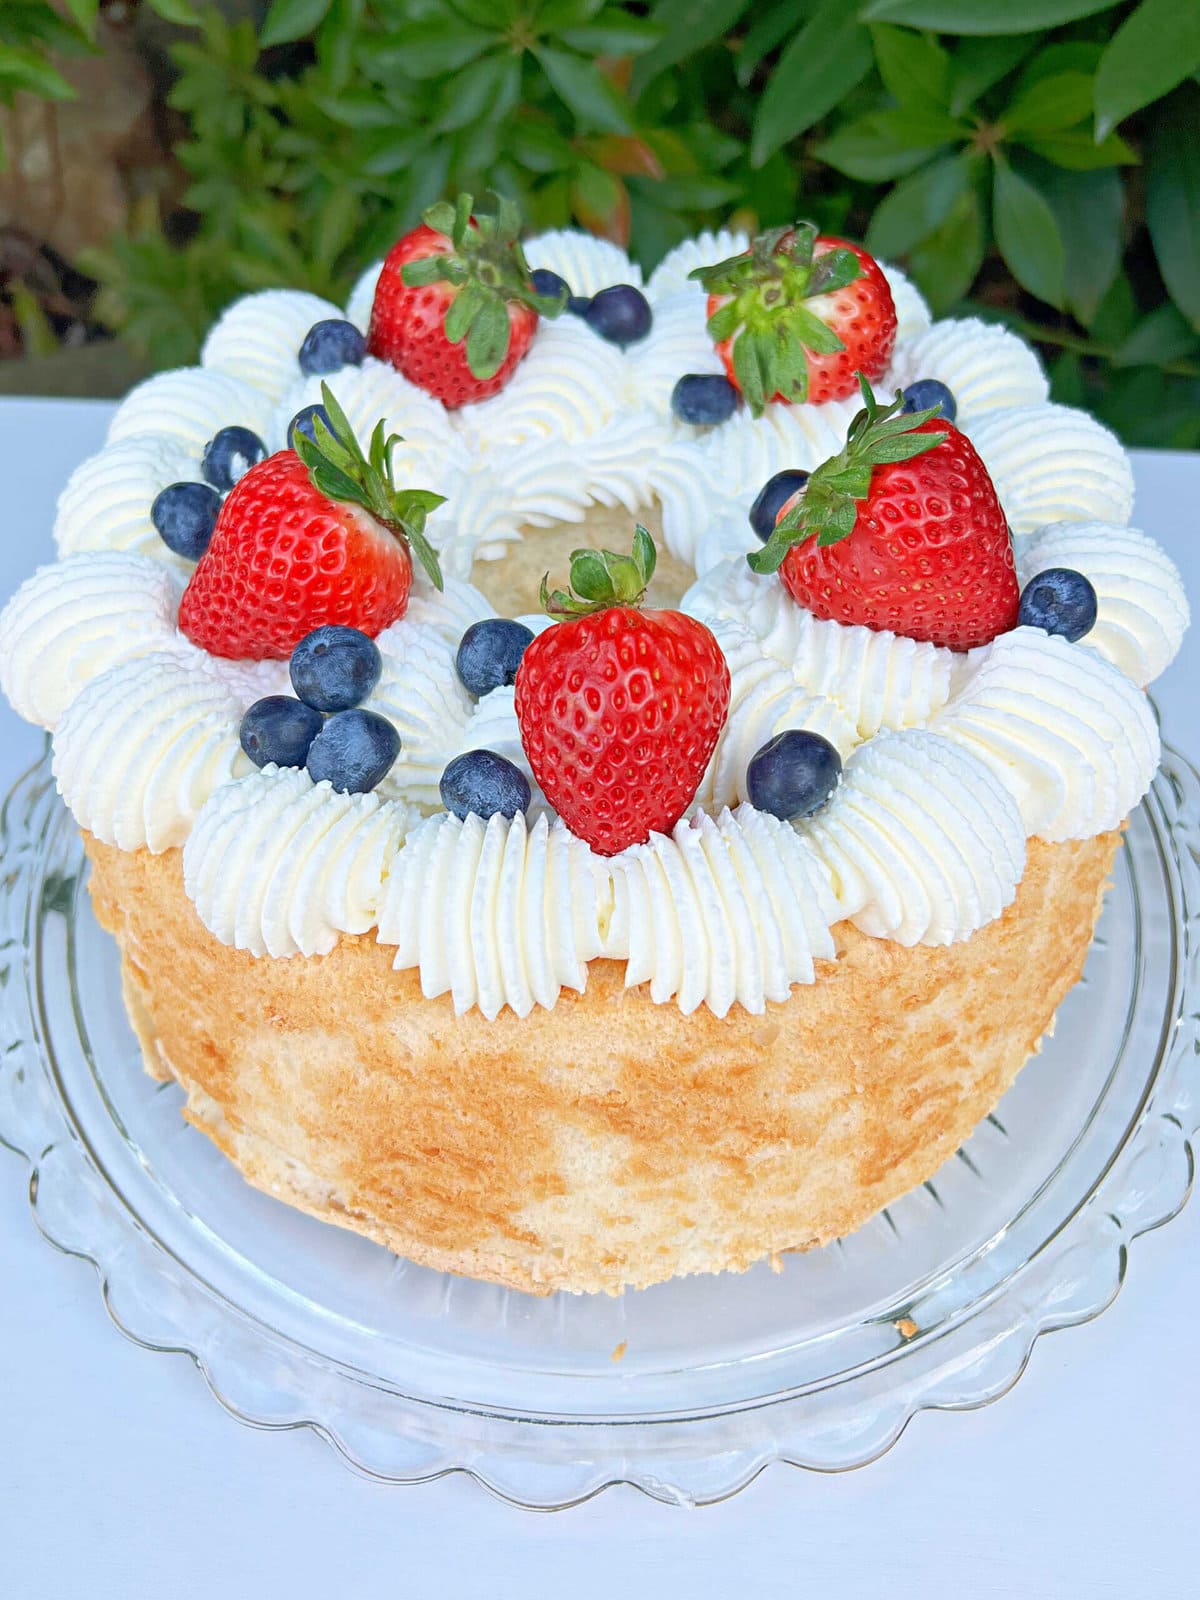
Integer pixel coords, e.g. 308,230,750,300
0,197,1188,1294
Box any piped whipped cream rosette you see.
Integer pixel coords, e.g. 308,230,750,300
0,195,1188,1025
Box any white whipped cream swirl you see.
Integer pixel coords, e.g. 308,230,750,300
53,651,249,853
1015,521,1189,687
0,553,179,728
801,730,1026,945
930,627,1160,841
202,289,344,404
377,808,610,1019
184,766,413,958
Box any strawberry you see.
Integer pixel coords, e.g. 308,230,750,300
515,528,730,856
689,222,896,414
368,192,564,408
179,383,444,660
750,379,1018,652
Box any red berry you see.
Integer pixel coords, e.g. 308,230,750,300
368,214,540,408
515,606,730,856
696,226,896,412
178,451,414,660
778,419,1018,652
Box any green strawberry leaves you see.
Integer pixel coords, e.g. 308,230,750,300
541,524,658,617
688,219,865,415
748,375,946,574
398,190,565,380
293,381,446,590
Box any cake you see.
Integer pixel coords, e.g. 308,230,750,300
0,200,1188,1295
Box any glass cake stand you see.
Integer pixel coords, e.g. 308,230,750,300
1,741,1197,1509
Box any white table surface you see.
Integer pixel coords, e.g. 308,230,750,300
0,396,1196,1597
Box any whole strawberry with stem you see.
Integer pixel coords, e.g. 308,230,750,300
750,377,1018,652
368,191,564,408
179,383,444,661
515,528,730,856
689,222,896,415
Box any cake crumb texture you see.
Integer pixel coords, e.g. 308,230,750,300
84,828,1119,1295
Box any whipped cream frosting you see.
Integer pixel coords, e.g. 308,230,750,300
0,223,1186,1018
202,289,344,404
1015,521,1189,687
610,806,839,1015
931,627,1160,841
683,558,956,737
377,808,610,1018
53,650,249,852
801,730,1026,945
184,765,413,958
0,552,180,728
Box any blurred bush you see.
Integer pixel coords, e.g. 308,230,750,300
7,0,1200,443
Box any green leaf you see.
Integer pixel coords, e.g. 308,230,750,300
949,35,1036,115
631,0,751,95
259,0,333,47
1003,71,1094,135
1094,0,1200,140
1145,86,1200,328
559,16,662,55
860,0,1120,33
534,45,631,133
1035,163,1124,326
443,282,487,344
436,52,520,131
737,2,799,86
870,24,951,112
906,184,986,310
372,19,494,79
1021,128,1137,169
750,0,873,167
507,119,575,173
992,156,1065,309
465,296,512,379
865,151,973,258
1113,302,1200,368
61,0,99,34
816,111,954,181
0,45,74,100
146,0,201,20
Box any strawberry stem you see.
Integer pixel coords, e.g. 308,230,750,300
689,220,864,417
399,191,564,381
747,375,947,575
293,381,446,591
541,525,658,619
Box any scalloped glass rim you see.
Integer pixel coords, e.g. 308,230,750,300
0,739,1197,1509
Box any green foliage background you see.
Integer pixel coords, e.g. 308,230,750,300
10,0,1200,445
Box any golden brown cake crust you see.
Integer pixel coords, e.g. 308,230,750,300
82,826,1120,1295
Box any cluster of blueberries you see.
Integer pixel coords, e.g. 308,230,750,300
237,614,540,812
149,318,367,564
240,626,400,794
530,268,653,350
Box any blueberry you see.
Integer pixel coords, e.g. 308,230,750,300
306,708,400,794
440,749,531,822
151,481,222,561
583,284,652,347
901,378,957,424
746,730,842,821
240,696,323,770
298,318,366,377
671,373,739,426
201,425,267,491
288,403,332,450
290,625,382,713
566,294,592,316
530,268,570,302
1017,567,1098,643
749,469,810,543
455,618,535,698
